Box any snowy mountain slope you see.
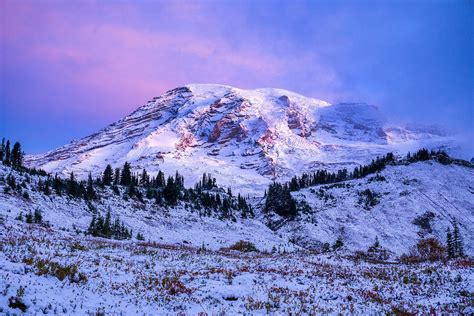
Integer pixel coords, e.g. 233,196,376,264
0,164,294,253
271,161,474,255
2,159,472,256
0,160,473,314
25,84,454,194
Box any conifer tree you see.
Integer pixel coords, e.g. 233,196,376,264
4,140,11,166
113,168,121,185
33,209,43,224
67,172,80,197
120,162,132,186
155,170,164,187
140,169,149,187
11,142,23,168
102,165,114,186
85,172,97,200
163,176,178,205
446,228,455,259
0,138,5,162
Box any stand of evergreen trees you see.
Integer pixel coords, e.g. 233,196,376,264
264,149,454,219
264,182,297,218
0,138,24,169
2,147,253,221
87,209,132,240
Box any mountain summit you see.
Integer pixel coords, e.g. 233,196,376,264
26,84,451,192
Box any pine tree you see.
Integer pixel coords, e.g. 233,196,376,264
67,172,79,197
33,209,43,224
446,228,455,259
102,165,114,186
0,138,5,162
163,176,178,205
140,169,149,187
85,172,96,200
4,140,11,166
11,142,23,168
113,168,121,185
120,162,132,186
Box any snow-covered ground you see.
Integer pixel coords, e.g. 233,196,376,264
1,221,472,314
279,160,474,256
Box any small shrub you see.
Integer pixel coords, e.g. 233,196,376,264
8,296,27,312
225,240,259,253
412,211,435,232
332,238,344,251
400,238,446,263
26,258,87,283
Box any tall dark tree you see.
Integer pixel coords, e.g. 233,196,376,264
163,176,178,205
120,162,132,186
11,142,23,168
67,172,80,197
140,168,149,186
85,172,97,200
0,138,5,162
156,170,165,187
113,168,121,185
4,140,11,166
102,165,114,186
446,228,455,259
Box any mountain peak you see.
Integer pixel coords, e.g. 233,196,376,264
25,84,453,193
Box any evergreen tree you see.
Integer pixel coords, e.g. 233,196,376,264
11,142,23,168
85,172,97,200
113,168,121,185
67,172,80,197
163,176,179,205
4,140,11,166
0,138,5,162
120,162,132,186
140,169,149,187
102,165,114,186
53,174,62,195
446,228,455,259
33,209,43,224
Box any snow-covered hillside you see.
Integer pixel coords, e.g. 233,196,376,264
272,161,474,256
2,158,472,256
1,156,473,313
25,84,454,194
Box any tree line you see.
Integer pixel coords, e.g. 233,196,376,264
264,149,454,219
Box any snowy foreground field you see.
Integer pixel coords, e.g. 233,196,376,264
1,221,473,314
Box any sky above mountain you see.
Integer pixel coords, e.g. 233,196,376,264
0,0,472,154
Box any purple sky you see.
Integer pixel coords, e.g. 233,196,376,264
1,0,472,154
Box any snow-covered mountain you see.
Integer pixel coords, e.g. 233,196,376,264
26,84,453,193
